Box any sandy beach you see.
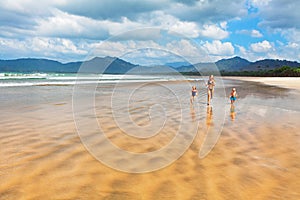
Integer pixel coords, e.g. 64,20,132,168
1,77,300,199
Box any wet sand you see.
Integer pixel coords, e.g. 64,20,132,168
224,76,300,91
1,78,300,199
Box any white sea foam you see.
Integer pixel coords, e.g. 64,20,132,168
0,73,48,79
0,73,199,87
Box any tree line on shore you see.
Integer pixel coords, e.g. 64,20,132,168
181,66,300,77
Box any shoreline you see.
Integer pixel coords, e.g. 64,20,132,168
222,76,300,90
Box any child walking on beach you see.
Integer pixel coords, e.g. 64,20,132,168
190,86,197,104
230,88,237,104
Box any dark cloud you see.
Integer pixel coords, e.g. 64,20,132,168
57,0,168,21
58,0,247,24
0,9,37,29
0,0,248,40
257,0,300,29
166,0,246,23
0,3,53,38
171,0,198,6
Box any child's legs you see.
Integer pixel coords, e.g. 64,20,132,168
191,95,194,103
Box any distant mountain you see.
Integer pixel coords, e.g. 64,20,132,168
0,58,67,72
77,56,138,73
165,61,191,68
245,59,300,71
177,62,215,73
0,56,299,74
216,56,251,71
0,56,138,73
177,56,300,73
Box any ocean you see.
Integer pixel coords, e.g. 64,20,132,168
0,72,202,87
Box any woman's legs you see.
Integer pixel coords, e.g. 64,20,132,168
207,90,211,105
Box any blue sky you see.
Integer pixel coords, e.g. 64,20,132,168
0,0,299,65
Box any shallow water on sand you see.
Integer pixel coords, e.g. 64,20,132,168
0,78,300,199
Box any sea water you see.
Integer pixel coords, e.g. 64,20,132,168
0,72,203,87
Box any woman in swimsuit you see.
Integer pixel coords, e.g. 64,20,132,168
206,75,215,105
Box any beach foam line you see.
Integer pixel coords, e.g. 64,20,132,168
0,73,203,87
0,79,181,87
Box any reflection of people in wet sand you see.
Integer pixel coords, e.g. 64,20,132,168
190,105,196,121
206,106,213,127
230,104,236,121
206,75,215,105
190,86,198,104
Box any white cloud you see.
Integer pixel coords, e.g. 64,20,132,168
271,41,300,62
220,21,228,29
103,37,234,64
281,28,300,43
112,28,162,41
236,45,247,55
235,44,257,61
168,21,200,38
89,39,208,65
236,29,263,38
199,24,229,40
90,40,164,59
0,37,87,61
89,41,127,58
165,39,205,63
251,30,263,38
287,42,299,48
146,11,201,38
0,0,299,63
35,9,148,40
202,40,234,56
236,41,300,62
250,40,273,53
35,10,203,40
91,39,207,65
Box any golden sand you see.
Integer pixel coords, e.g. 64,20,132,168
0,78,300,199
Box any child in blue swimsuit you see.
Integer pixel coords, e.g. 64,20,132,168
230,88,237,104
190,86,197,103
